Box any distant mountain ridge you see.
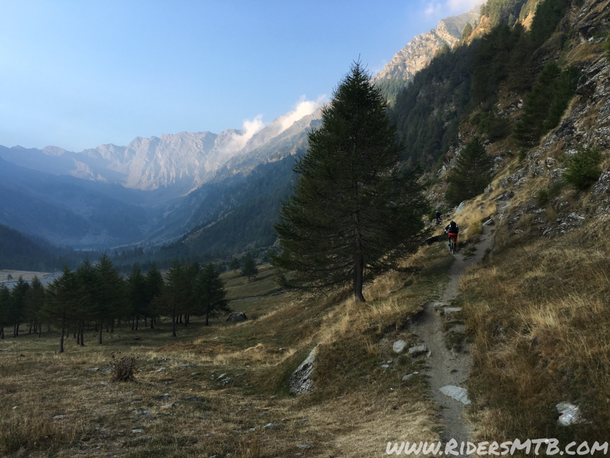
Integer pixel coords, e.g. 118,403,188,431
0,107,322,249
372,3,482,102
0,105,322,201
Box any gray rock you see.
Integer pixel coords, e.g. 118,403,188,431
557,402,586,426
297,444,311,449
408,345,428,356
392,340,407,353
263,423,281,429
439,385,471,405
226,312,247,322
289,346,317,395
454,201,466,215
381,364,390,369
402,372,419,382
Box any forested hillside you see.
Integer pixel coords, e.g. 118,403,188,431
158,154,299,260
390,0,572,170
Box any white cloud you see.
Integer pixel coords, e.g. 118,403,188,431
425,0,484,15
221,114,265,154
425,2,442,15
452,0,486,11
276,95,327,134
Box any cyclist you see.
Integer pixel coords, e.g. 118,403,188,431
444,220,459,253
435,210,442,225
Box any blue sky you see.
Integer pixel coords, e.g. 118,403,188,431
0,0,481,152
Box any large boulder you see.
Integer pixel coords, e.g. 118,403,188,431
289,346,318,395
226,312,247,322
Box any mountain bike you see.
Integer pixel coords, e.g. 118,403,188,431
448,236,456,254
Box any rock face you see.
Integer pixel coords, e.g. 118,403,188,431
289,346,318,395
372,6,480,90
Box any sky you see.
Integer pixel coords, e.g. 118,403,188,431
0,0,482,152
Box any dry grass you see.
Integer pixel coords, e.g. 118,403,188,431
0,244,453,457
461,218,610,447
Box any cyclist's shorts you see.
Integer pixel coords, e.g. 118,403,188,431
447,233,458,243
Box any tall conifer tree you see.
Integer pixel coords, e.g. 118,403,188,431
272,62,428,302
445,137,494,206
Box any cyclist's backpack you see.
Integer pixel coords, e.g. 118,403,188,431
450,221,459,233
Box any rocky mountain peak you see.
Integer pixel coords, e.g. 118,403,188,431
372,7,480,88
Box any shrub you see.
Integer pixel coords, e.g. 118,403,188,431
445,137,494,206
563,148,602,191
535,189,549,207
548,180,565,199
113,356,137,382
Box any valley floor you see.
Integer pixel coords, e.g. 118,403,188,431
0,251,454,458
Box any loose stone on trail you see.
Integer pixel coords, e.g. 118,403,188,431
440,385,471,405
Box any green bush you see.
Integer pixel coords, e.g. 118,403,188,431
563,148,602,191
548,180,565,199
535,189,549,207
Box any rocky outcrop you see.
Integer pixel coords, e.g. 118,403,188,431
289,346,318,395
372,7,480,88
226,312,247,322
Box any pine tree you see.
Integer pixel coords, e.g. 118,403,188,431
0,284,11,339
75,259,100,346
95,254,124,344
10,277,29,337
229,257,240,272
194,263,231,326
272,61,428,302
241,252,258,281
126,264,147,331
160,260,190,337
145,263,164,329
25,276,45,337
42,267,79,353
445,137,494,206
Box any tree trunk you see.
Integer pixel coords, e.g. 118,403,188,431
110,320,114,333
38,322,42,338
353,253,366,303
150,315,154,329
172,306,177,337
98,325,103,345
60,312,65,353
206,307,210,326
29,323,32,334
1,327,3,339
14,323,19,338
80,324,85,347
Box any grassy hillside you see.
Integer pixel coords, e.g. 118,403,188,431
0,244,454,457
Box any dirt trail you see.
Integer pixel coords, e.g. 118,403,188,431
414,224,494,454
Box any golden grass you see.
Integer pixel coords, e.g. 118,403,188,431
461,219,610,445
0,244,453,457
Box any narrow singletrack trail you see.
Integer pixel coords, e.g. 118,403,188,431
414,224,494,455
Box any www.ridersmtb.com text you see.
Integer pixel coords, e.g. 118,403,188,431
386,439,608,455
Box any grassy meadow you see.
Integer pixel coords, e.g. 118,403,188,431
0,248,453,458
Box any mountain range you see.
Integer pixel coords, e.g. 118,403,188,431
0,0,569,260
